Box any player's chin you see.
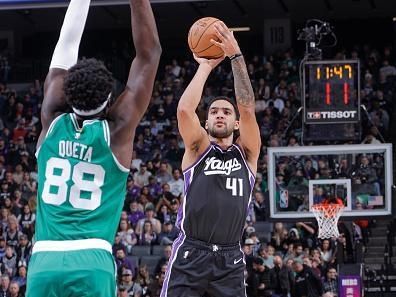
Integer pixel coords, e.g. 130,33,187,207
209,127,233,139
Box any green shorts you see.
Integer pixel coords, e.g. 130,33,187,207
26,249,116,297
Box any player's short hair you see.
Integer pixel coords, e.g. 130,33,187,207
206,96,240,120
64,58,114,113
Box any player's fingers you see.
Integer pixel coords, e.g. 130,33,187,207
210,39,224,48
218,21,229,31
214,25,228,39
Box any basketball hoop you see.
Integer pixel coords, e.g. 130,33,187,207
311,204,344,239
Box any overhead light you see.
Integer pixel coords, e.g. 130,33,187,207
229,27,251,32
393,17,396,22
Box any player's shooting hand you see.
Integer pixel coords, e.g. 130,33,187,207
211,21,241,57
193,53,225,70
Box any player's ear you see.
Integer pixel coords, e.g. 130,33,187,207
205,120,208,130
234,120,240,131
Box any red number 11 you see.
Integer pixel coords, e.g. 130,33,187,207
324,83,350,106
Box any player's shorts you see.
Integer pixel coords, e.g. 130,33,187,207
161,236,246,297
26,239,116,297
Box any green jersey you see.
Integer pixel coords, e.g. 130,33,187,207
35,113,129,244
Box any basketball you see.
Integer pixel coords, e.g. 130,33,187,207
188,17,225,59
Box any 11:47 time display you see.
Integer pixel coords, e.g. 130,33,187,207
303,60,360,124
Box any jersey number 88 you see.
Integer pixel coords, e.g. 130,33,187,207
41,157,105,211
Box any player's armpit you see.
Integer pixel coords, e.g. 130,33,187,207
177,107,209,153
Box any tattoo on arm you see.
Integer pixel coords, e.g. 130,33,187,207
231,56,255,106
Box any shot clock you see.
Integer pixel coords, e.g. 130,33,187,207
303,60,360,124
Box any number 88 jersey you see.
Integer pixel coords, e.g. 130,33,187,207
35,113,129,243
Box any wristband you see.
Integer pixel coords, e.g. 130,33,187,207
230,53,243,61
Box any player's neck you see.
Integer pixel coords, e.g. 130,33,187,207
209,135,234,150
74,113,103,123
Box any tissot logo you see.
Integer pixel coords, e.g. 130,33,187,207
307,110,357,120
204,157,242,176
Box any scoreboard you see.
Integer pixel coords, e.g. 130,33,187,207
303,60,360,124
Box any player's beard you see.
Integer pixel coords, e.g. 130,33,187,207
208,124,234,138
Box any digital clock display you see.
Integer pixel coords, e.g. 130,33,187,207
303,60,360,124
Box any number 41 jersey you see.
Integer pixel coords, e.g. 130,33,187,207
35,113,129,243
179,143,256,244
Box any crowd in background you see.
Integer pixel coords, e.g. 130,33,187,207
0,44,395,296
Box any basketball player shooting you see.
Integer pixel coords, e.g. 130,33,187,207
26,0,160,296
161,21,261,297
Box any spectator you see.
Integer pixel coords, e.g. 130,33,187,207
5,216,23,248
2,245,17,277
135,203,161,236
157,221,178,245
154,245,172,275
292,260,323,297
117,219,137,255
17,205,35,240
126,177,141,201
247,257,272,297
268,255,294,297
138,220,157,246
319,239,335,266
168,198,179,225
135,264,152,295
0,237,6,259
257,245,274,269
127,201,145,229
20,172,36,200
15,234,31,266
131,150,143,172
0,275,10,297
0,181,11,203
253,191,266,221
115,247,136,276
147,176,162,199
167,168,184,198
148,269,166,297
155,184,175,216
271,222,288,252
243,239,255,271
120,268,142,297
133,163,152,187
8,281,20,297
322,267,338,296
12,264,26,295
155,161,172,185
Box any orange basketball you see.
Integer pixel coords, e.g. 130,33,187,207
188,17,225,59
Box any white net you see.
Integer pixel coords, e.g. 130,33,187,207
311,204,344,239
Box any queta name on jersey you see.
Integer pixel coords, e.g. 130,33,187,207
58,140,93,162
204,156,242,176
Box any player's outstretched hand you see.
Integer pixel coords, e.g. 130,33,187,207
211,21,241,58
193,53,225,70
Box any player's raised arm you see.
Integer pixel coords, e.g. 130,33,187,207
211,22,261,172
177,55,223,160
40,0,91,138
108,0,161,165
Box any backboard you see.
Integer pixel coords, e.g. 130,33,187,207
267,144,393,219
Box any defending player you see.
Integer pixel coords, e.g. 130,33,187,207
26,0,161,296
161,21,261,297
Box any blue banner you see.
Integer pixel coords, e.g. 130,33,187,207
339,275,362,297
